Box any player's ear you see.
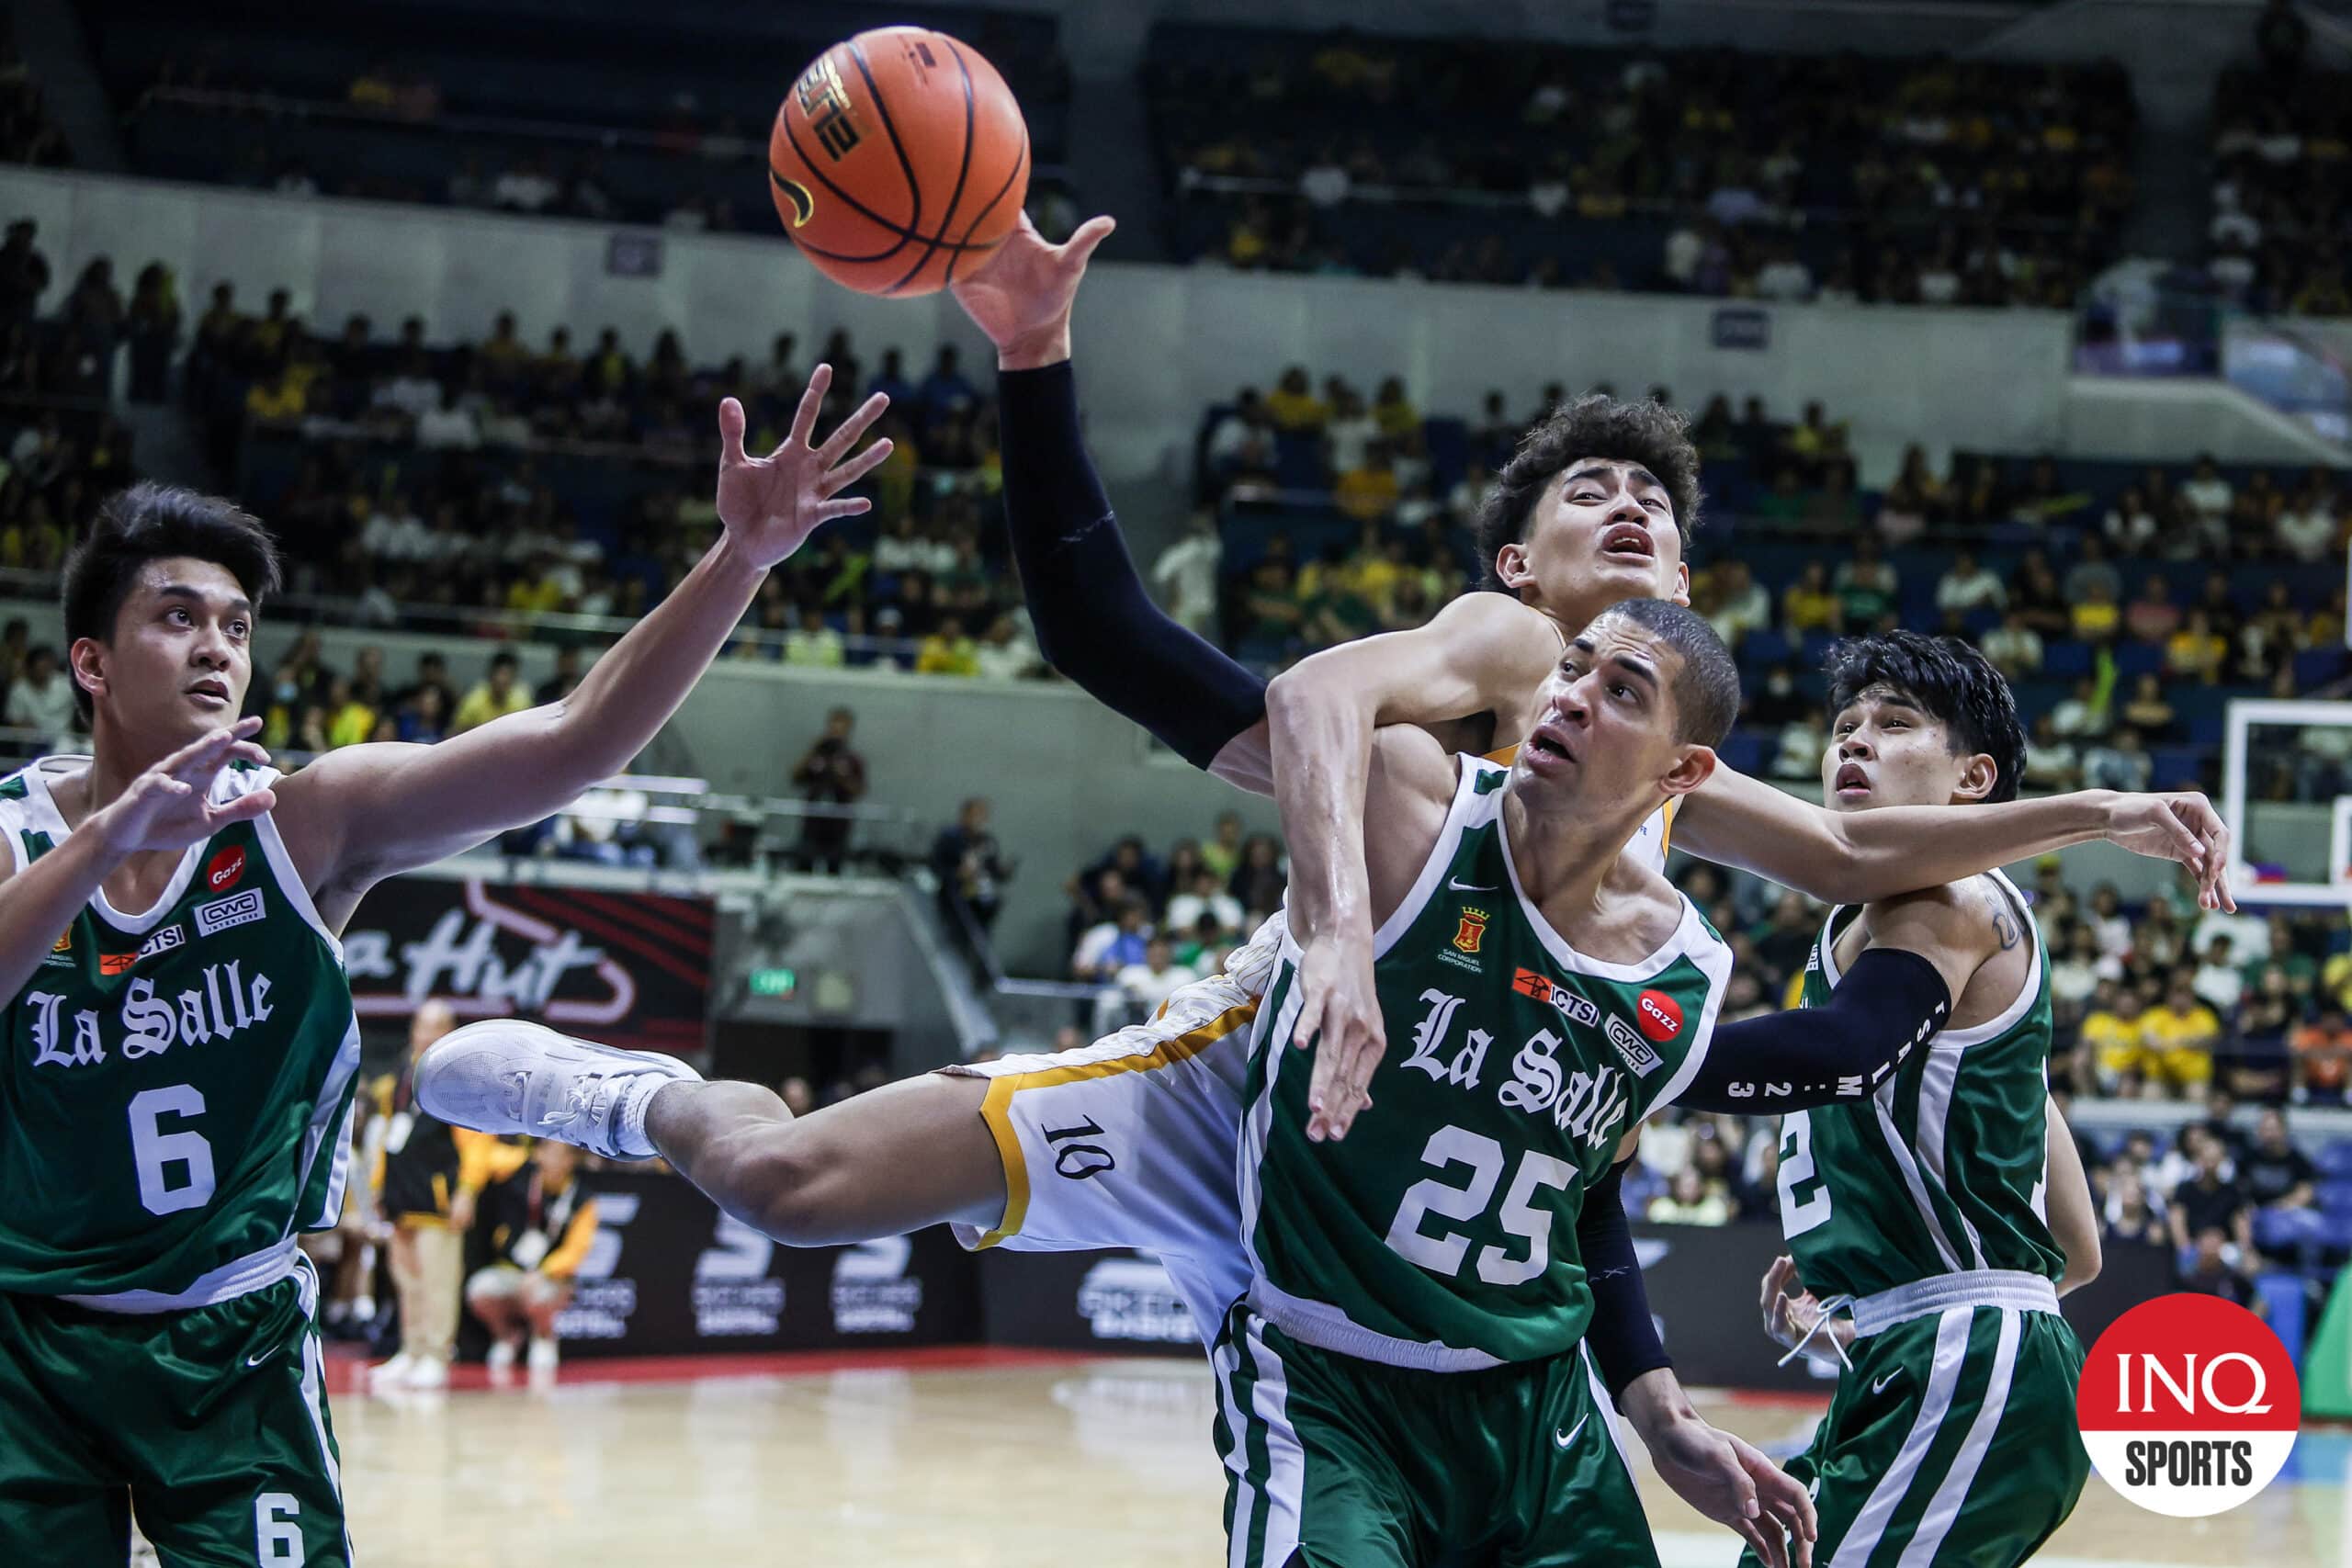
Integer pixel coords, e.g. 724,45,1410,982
1953,751,1998,804
68,636,106,710
1668,560,1691,607
1661,742,1715,798
1494,541,1535,593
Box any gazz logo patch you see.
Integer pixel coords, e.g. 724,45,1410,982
795,54,863,160
194,889,266,939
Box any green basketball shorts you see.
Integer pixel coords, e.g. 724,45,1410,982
0,1257,349,1566
1212,1305,1660,1568
1742,1300,2087,1568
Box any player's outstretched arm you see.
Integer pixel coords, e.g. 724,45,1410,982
1268,596,1561,1135
272,371,890,919
1674,768,2235,912
1675,886,1994,1114
1282,722,1456,1137
954,213,1274,789
2044,1095,2102,1295
0,720,272,1000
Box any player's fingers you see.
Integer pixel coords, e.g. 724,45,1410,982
813,496,873,524
1061,215,1116,269
816,390,891,467
820,432,895,494
786,363,832,450
160,719,255,775
212,787,276,825
1731,1517,1783,1568
2205,814,2236,911
717,396,749,468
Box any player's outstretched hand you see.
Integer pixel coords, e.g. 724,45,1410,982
1290,932,1385,1142
95,717,275,858
2101,789,2234,912
950,211,1115,370
1644,1416,1817,1568
712,367,892,570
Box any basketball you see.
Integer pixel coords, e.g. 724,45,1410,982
767,27,1032,297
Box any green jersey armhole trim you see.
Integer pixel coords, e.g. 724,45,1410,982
249,802,345,964
1649,919,1735,1114
1366,754,1503,961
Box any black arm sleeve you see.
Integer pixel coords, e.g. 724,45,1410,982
1577,1156,1671,1397
1675,946,1953,1114
999,361,1267,768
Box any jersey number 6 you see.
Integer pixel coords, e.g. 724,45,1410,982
130,1083,218,1216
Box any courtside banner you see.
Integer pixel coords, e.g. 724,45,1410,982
2077,1293,2301,1517
554,1171,981,1357
343,875,713,1054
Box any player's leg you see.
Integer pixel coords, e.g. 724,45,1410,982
1213,1309,1416,1568
0,1292,139,1564
119,1265,352,1567
1756,1304,2062,1567
1496,1348,1664,1568
643,1074,1007,1242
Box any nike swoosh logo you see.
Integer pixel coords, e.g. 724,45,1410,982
1449,878,1498,892
246,1346,280,1369
1871,1371,1899,1395
1554,1414,1589,1450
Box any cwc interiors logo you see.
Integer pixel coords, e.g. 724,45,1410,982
2077,1293,2300,1517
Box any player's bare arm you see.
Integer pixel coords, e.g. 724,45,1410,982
1672,765,2234,914
270,370,890,929
2044,1096,2102,1295
0,719,272,1000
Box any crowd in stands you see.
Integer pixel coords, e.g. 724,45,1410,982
1153,26,2132,304
1062,816,1286,1028
74,246,1046,673
2204,0,2352,315
1191,366,2352,797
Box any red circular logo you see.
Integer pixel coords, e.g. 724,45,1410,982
1635,989,1683,1042
2076,1293,2299,1517
206,845,244,892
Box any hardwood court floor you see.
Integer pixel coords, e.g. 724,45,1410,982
327,1348,2345,1567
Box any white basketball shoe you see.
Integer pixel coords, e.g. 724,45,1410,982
415,1020,701,1160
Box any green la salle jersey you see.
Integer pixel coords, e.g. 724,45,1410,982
0,757,361,1298
1240,756,1731,1370
1775,869,2064,1302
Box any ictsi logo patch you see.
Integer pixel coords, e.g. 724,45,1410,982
1635,989,1683,1043
206,845,245,893
2077,1293,2299,1517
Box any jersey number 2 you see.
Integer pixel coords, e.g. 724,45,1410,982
130,1084,217,1216
1778,1110,1833,1237
1384,1124,1577,1287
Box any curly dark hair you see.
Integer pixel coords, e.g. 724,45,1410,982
1824,630,2029,805
1473,392,1704,588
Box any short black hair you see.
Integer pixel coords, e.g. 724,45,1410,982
1824,630,2028,804
1585,598,1740,748
489,650,519,674
1475,392,1704,585
62,483,282,721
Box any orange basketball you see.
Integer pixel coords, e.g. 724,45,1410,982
768,28,1031,298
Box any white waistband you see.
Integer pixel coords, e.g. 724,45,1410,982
1247,1280,1505,1372
58,1237,301,1314
1851,1269,2060,1338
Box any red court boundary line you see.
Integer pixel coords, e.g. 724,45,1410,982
324,1344,1113,1393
